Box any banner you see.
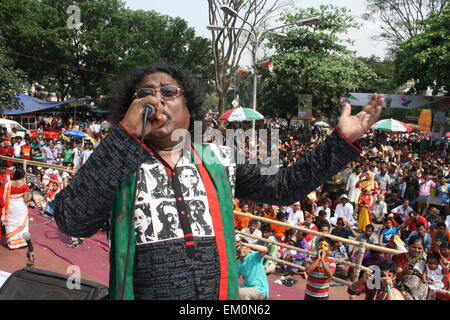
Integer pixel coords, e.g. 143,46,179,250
340,93,449,109
431,111,446,145
298,94,313,120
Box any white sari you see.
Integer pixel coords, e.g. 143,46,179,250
1,181,29,249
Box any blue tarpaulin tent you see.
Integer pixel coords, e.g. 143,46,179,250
2,94,89,115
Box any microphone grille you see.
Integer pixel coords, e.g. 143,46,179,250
22,232,31,241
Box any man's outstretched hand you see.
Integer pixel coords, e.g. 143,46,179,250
337,93,383,143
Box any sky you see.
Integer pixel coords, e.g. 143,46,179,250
124,0,389,65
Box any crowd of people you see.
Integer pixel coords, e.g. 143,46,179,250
0,111,449,300
233,119,449,300
0,113,110,248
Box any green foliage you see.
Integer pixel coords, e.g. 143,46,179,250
355,56,399,93
0,0,214,102
0,39,27,111
363,0,447,45
393,4,450,95
259,4,376,119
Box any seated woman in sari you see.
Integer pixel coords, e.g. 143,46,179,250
1,168,31,249
395,235,428,300
42,182,61,218
357,188,373,232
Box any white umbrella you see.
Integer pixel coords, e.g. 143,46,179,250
314,121,329,127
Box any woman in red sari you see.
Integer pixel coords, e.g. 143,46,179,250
1,168,30,249
357,188,373,232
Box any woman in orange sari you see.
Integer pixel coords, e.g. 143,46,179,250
357,188,373,232
1,168,31,249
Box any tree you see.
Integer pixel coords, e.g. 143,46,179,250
363,0,447,49
208,0,290,117
259,4,376,121
393,5,450,95
355,56,399,93
0,0,214,103
0,39,28,112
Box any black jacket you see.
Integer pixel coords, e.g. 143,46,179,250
54,124,361,238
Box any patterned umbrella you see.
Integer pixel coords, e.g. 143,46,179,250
219,107,264,121
371,118,412,132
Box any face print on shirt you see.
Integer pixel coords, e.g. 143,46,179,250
134,203,155,244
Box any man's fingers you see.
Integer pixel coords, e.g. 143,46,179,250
341,101,352,118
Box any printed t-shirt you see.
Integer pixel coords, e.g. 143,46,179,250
21,144,32,160
380,226,399,245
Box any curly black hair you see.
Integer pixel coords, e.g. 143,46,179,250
109,62,207,136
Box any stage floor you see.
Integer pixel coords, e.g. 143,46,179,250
1,208,361,300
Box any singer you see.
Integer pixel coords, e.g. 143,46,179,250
53,63,383,300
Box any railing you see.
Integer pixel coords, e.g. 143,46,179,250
1,156,447,297
234,211,450,297
0,155,77,174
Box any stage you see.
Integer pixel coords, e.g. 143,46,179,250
0,208,359,300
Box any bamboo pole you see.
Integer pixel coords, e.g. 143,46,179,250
235,230,372,273
349,242,367,300
242,232,450,297
0,155,77,174
234,211,403,255
246,249,353,287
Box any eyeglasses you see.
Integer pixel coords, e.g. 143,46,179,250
133,86,183,100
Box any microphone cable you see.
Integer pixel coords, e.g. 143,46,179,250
120,105,152,300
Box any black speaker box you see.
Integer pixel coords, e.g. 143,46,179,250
0,267,109,300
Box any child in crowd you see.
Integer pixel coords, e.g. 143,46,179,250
235,220,261,244
280,237,299,276
310,220,331,252
379,217,400,247
305,237,336,300
301,212,318,245
281,231,309,278
439,242,449,262
426,252,449,300
278,229,297,259
328,239,348,283
258,224,279,274
348,259,406,300
271,212,291,241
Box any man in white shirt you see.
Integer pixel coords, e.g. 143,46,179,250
330,194,355,227
72,142,81,170
80,142,94,167
372,193,388,224
315,201,331,222
346,165,362,210
13,136,22,158
286,202,304,226
375,168,391,193
235,220,261,244
391,199,413,223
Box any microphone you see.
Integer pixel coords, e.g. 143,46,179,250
22,232,33,252
22,232,35,267
144,104,156,120
144,104,172,120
